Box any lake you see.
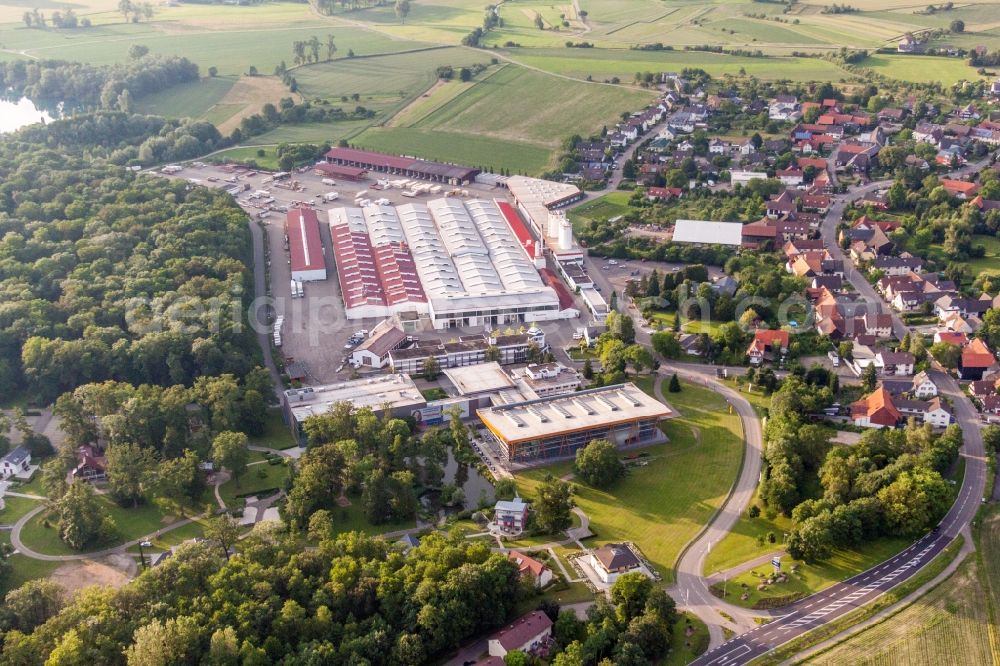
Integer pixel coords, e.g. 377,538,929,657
0,98,53,133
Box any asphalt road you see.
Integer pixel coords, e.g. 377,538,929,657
690,154,994,665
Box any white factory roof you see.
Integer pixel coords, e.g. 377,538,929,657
477,383,672,443
466,199,543,291
285,374,424,422
505,175,582,208
672,219,744,246
363,204,406,245
328,207,367,233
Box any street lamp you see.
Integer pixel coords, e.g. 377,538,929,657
138,540,152,570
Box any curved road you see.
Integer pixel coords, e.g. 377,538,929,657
689,155,994,664
659,363,767,645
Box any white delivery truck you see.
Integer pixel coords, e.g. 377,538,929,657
323,192,340,202
322,178,336,186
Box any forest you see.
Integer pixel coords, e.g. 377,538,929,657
0,129,258,403
0,56,200,111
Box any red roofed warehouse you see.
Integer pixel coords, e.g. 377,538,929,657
313,162,367,181
324,147,479,185
286,208,327,282
487,610,553,658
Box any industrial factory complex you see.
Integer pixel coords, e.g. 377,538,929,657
266,147,661,466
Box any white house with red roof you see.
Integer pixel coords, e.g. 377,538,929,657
507,550,553,588
746,329,790,365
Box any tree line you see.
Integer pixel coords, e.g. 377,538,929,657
0,56,199,111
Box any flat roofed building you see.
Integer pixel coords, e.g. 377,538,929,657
672,219,744,246
508,362,581,397
443,362,515,397
478,383,672,464
388,329,547,375
286,208,327,282
283,374,426,443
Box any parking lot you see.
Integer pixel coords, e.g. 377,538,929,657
161,161,597,382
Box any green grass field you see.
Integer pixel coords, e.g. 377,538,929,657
217,460,290,509
568,191,633,232
352,126,553,175
505,48,852,82
516,378,744,581
666,612,710,666
968,234,1000,279
133,75,237,119
19,497,174,556
249,409,299,451
858,54,984,85
0,495,40,525
712,537,911,610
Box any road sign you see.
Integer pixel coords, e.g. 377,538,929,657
771,557,781,570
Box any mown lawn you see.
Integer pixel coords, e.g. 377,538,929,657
19,497,175,556
710,537,911,610
516,378,744,582
217,460,290,509
968,234,1000,279
567,191,634,233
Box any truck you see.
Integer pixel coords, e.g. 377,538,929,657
321,178,336,186
323,191,340,202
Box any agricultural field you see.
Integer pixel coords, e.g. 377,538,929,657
295,47,489,122
804,507,1000,665
401,63,652,149
503,48,853,83
515,378,745,581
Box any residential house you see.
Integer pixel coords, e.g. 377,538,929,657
777,168,804,186
934,331,968,346
487,611,553,658
508,551,554,588
851,385,902,429
969,378,1000,400
875,351,915,377
960,338,996,380
589,543,642,584
940,179,979,200
746,329,790,365
769,94,800,121
494,496,529,533
72,444,107,482
0,446,31,479
911,371,939,399
873,255,923,276
896,396,953,427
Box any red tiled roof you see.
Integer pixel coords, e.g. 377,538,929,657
508,551,549,578
937,331,968,346
287,208,325,274
851,385,901,427
940,179,979,195
962,338,995,368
